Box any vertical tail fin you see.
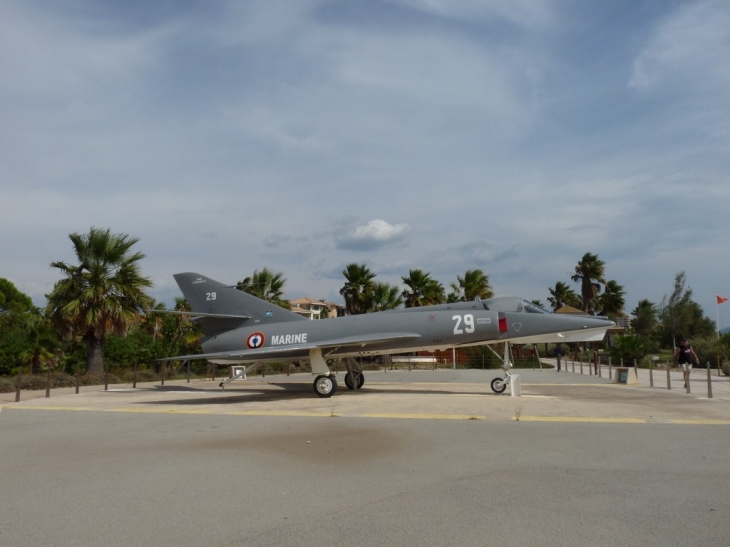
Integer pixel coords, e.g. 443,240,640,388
173,273,305,336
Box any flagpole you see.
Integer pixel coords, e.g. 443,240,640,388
716,292,720,338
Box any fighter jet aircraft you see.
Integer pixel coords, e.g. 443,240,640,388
164,272,614,397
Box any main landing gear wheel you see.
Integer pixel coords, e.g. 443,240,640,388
344,371,365,390
491,377,507,394
313,375,337,398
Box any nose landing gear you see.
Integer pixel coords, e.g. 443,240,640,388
490,374,509,394
490,342,514,394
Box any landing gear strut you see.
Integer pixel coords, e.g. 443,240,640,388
489,342,514,394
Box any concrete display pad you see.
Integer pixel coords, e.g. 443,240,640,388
2,368,730,547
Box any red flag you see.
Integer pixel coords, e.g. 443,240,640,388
718,295,728,305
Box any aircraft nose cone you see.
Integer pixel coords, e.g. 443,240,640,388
591,317,615,328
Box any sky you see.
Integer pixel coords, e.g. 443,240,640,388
1,0,729,329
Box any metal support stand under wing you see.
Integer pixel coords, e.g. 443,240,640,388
219,363,263,390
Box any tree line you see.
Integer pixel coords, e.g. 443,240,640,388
1,228,727,377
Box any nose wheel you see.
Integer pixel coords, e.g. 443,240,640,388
490,377,507,394
313,375,337,397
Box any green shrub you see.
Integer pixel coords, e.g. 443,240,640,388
0,377,16,393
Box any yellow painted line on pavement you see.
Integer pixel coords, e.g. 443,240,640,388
1,405,100,412
363,413,485,420
109,407,213,415
1,406,216,415
515,416,646,423
3,405,328,417
226,410,334,417
3,405,484,420
527,383,622,387
671,419,730,425
5,406,729,424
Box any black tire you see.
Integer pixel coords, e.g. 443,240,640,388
344,372,365,390
313,375,337,398
491,377,507,394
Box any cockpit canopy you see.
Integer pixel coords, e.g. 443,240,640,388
479,297,552,314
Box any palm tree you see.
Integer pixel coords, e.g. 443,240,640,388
340,263,376,315
631,299,658,339
367,282,403,312
45,228,153,375
448,269,493,302
18,311,59,374
237,268,290,309
401,269,445,307
659,271,695,348
168,297,200,357
143,300,168,344
547,281,581,310
571,252,606,313
597,280,625,318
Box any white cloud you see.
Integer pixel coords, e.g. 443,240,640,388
336,219,412,251
387,0,555,29
629,0,730,91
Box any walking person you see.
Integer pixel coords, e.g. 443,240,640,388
676,337,699,388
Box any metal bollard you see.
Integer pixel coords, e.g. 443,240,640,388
667,365,671,390
608,356,612,380
45,368,52,398
15,379,21,402
649,359,654,387
133,361,138,388
706,362,713,399
580,357,583,374
684,364,691,394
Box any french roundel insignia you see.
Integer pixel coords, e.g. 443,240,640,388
246,332,265,349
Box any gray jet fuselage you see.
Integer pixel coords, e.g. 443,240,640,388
171,273,614,365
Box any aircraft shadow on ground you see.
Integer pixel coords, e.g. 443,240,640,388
139,382,500,406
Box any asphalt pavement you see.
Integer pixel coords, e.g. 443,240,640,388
2,366,729,547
